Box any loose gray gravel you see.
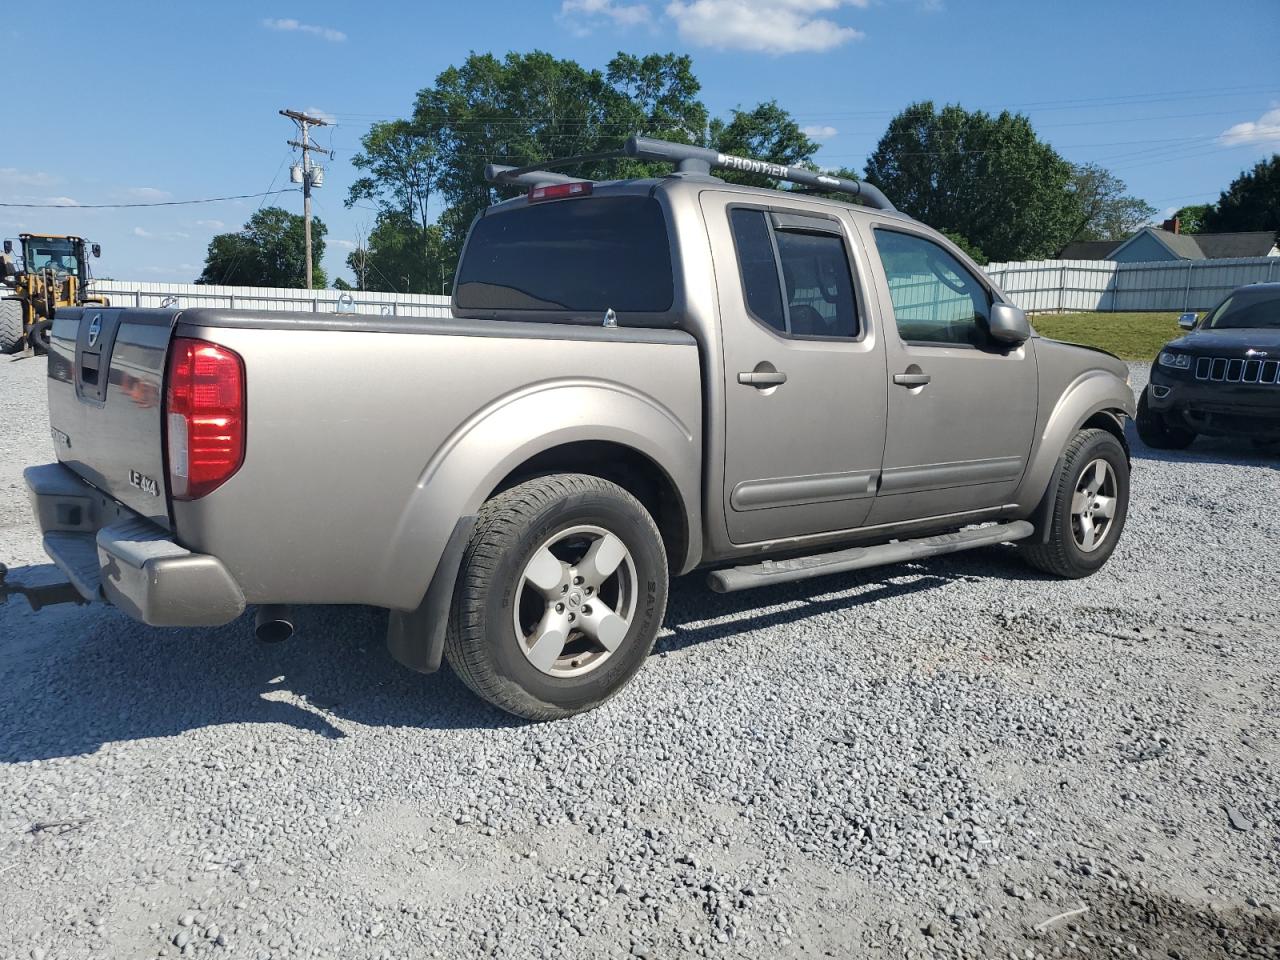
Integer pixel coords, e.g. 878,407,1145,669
2,355,1279,960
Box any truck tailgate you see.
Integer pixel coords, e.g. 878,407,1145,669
46,307,179,528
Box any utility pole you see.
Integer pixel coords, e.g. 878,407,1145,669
280,109,333,290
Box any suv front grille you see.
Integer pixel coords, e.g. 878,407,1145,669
1194,356,1279,385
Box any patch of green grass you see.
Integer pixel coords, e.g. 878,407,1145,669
1031,312,1182,361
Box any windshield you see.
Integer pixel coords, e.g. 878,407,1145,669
1200,288,1280,330
25,238,82,278
455,196,674,319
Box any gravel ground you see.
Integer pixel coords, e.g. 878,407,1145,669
2,355,1278,960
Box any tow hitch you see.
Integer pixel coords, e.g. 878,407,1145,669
0,563,88,612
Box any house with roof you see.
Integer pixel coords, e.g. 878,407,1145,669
1056,218,1279,262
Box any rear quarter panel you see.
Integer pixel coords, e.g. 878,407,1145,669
170,318,702,609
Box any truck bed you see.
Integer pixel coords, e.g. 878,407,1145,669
45,307,702,610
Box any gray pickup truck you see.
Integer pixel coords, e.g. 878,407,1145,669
9,137,1135,720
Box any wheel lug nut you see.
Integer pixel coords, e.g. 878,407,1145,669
568,613,576,623
582,604,592,616
573,576,584,585
584,586,593,595
561,584,569,594
555,603,565,613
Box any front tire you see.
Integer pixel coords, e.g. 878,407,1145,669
1021,428,1130,579
1136,386,1195,450
444,474,669,721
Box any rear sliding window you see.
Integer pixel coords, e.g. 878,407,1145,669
455,196,674,316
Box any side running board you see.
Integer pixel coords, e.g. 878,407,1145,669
706,521,1035,593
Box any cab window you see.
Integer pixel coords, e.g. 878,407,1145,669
729,208,859,339
874,229,990,346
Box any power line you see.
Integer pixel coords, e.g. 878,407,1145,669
0,189,297,209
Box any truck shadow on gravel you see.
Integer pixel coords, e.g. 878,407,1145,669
1023,883,1280,960
0,547,1047,762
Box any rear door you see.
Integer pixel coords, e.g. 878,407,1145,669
859,224,1037,526
47,307,178,526
702,192,888,544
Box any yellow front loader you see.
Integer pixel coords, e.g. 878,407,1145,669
1,234,109,354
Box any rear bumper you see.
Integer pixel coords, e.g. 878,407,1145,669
25,463,245,626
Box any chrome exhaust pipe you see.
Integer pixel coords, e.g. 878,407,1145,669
254,605,294,643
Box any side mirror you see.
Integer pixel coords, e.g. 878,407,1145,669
2,240,11,255
91,243,101,258
1178,312,1197,330
988,301,1031,345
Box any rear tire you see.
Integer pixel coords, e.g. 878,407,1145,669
444,474,669,721
1135,386,1195,450
1021,428,1130,579
0,299,23,354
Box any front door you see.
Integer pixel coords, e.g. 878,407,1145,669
859,224,1038,526
702,193,888,545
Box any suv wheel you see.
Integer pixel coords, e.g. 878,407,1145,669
1135,386,1195,450
444,474,668,721
1020,428,1130,579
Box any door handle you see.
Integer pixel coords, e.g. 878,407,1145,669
738,370,788,387
893,372,931,387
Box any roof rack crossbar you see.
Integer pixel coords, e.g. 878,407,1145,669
484,135,895,211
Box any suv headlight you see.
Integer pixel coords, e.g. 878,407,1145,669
1158,351,1191,369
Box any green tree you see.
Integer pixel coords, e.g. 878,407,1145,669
347,119,440,230
197,207,326,288
863,102,1078,263
1204,155,1280,234
347,211,450,294
1066,163,1157,242
1172,203,1213,234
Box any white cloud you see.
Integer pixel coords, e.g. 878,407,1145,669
262,18,346,42
44,196,78,207
802,124,839,139
195,219,226,230
332,239,357,250
133,226,190,240
0,167,59,187
304,106,337,125
559,0,652,28
126,186,172,201
1219,106,1280,146
665,0,866,53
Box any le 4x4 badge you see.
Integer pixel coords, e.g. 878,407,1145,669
128,469,160,497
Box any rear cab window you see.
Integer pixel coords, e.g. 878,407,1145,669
455,195,674,322
728,208,860,339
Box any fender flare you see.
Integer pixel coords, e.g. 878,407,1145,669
381,378,702,614
1017,368,1135,544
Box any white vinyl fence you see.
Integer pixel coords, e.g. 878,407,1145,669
91,281,453,318
984,255,1280,313
92,254,1280,320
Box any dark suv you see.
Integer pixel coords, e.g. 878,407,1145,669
1137,282,1280,449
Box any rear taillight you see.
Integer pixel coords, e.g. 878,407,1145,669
164,337,245,500
527,181,592,202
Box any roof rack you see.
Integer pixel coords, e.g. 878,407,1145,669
484,135,896,212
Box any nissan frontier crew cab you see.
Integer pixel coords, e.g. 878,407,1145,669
10,137,1136,720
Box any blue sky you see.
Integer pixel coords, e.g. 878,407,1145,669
3,0,1277,285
